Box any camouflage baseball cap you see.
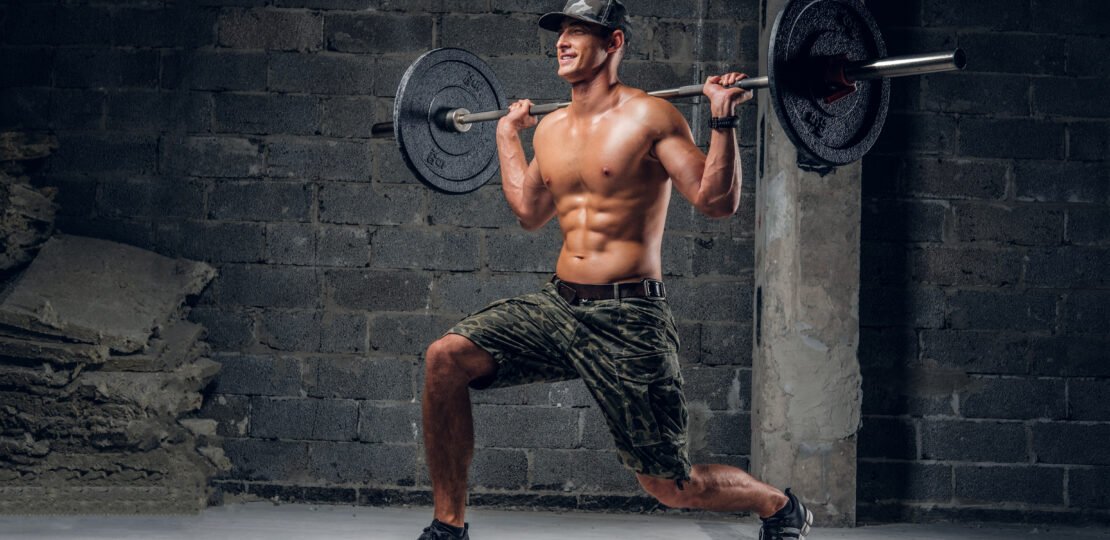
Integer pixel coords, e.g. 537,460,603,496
538,0,632,37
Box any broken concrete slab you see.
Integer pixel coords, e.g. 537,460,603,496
0,235,216,353
102,321,207,372
0,132,58,162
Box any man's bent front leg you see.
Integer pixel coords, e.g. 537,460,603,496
422,334,497,528
637,464,788,517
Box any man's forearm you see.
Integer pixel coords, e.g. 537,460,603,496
697,126,742,217
497,128,531,217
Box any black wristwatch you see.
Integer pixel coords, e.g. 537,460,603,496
709,115,739,130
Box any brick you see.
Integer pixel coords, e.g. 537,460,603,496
873,113,957,155
273,0,374,7
707,0,759,20
97,178,155,219
442,15,540,57
375,0,488,13
858,328,918,371
960,118,1066,160
1070,380,1110,422
270,53,375,95
169,51,268,92
372,56,418,98
369,313,455,355
326,13,433,53
691,236,753,277
427,187,519,229
862,375,955,417
859,286,945,329
1070,467,1110,509
705,411,749,455
858,417,917,460
861,199,946,243
1068,207,1110,245
924,0,1029,30
1029,336,1110,378
327,269,431,311
112,7,218,49
0,4,56,46
531,449,639,492
858,461,951,503
0,88,51,129
700,322,752,366
215,264,320,308
371,227,480,271
909,247,1022,288
961,376,1066,420
48,89,103,130
162,136,264,178
155,220,266,264
859,241,907,286
470,448,528,490
0,47,52,87
359,402,419,444
188,307,255,351
953,203,1064,246
683,367,746,411
622,61,699,96
1062,291,1110,334
471,384,552,407
548,380,595,408
106,90,211,133
198,394,251,438
322,97,390,138
307,442,415,484
920,420,1027,463
257,310,367,354
268,138,371,181
1034,78,1110,119
473,405,579,449
213,93,319,135
487,57,568,100
1032,0,1110,36
224,439,310,481
959,33,1065,76
431,272,542,314
316,226,370,267
1035,423,1110,465
1026,247,1110,289
218,9,322,51
667,279,752,323
320,183,423,226
632,0,700,19
1015,161,1108,204
486,227,562,272
49,133,158,175
54,48,159,88
266,223,316,266
306,356,414,401
209,181,312,222
921,73,1030,116
955,466,1063,505
53,6,112,45
949,290,1057,332
212,353,301,396
1068,36,1110,77
251,397,358,441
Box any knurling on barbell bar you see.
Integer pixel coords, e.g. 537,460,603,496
373,0,967,195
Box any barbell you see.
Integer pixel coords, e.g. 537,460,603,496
371,0,968,194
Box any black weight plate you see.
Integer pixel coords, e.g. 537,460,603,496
394,48,506,194
768,0,890,167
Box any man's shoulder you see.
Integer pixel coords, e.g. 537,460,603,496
619,87,686,130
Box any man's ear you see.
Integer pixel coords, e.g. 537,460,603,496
607,29,625,53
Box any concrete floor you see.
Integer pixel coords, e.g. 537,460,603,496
3,503,1110,540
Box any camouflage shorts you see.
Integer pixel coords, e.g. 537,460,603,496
447,281,691,482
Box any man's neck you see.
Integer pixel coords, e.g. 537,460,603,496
568,69,621,117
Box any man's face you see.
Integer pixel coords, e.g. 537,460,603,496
555,21,613,82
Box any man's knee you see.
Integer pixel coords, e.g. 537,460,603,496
425,334,494,383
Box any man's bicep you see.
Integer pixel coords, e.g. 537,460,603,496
655,121,706,203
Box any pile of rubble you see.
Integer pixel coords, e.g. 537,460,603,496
0,235,228,514
0,132,57,272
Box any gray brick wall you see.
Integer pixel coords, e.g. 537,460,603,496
2,0,758,512
859,0,1110,525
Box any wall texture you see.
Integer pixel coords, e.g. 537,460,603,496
0,0,760,512
858,0,1110,525
1,0,1107,525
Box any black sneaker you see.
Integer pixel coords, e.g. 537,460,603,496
417,519,469,540
759,488,813,540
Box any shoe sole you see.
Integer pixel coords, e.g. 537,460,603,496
800,507,813,539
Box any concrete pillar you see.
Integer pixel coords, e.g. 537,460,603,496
749,0,863,527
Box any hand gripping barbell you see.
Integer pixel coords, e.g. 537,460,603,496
372,0,967,194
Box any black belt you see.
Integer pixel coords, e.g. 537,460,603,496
550,276,666,304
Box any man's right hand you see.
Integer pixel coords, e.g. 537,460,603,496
498,99,538,134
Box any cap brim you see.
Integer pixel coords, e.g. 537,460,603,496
537,12,611,33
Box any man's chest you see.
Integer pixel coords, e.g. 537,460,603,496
535,122,659,195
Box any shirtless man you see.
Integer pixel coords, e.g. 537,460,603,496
418,2,813,539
